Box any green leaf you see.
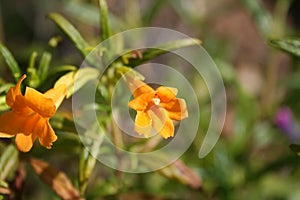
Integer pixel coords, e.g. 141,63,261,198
99,0,111,42
0,83,13,94
0,43,22,82
27,51,40,88
0,95,9,111
39,65,77,91
62,1,124,30
54,67,99,98
142,0,166,25
290,144,300,156
37,51,52,82
47,13,90,57
269,38,300,58
0,145,19,181
48,13,99,66
126,38,202,67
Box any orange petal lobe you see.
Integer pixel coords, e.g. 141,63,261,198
6,74,26,107
150,106,174,138
156,86,177,103
37,120,57,149
24,87,56,118
134,111,152,137
0,111,37,136
15,133,37,152
128,78,154,98
128,93,153,111
160,98,188,120
44,84,66,109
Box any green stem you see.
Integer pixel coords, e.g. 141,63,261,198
78,124,105,196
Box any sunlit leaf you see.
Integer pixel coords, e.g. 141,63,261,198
0,43,21,82
28,158,82,200
0,145,19,181
55,67,99,98
269,38,300,58
0,95,9,111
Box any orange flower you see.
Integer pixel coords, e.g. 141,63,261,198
127,77,188,138
0,75,66,152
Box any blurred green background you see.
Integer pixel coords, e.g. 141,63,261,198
1,0,300,199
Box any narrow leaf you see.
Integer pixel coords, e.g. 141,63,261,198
62,1,124,30
0,43,21,82
28,158,82,200
0,145,19,181
48,13,99,66
54,67,99,98
47,13,90,57
269,38,300,58
38,51,52,82
99,0,111,41
27,51,40,88
126,38,201,67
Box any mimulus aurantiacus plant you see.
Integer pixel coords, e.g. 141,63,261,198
126,75,188,138
0,74,66,152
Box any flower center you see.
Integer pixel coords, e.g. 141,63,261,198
152,98,160,105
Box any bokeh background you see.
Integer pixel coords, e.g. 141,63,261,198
1,0,300,199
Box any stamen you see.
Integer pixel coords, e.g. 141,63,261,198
152,98,160,105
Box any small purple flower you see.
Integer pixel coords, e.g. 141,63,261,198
275,107,299,142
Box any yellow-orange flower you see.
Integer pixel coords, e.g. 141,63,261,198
0,75,66,152
127,77,188,138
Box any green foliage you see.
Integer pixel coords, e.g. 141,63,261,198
0,43,21,82
0,145,18,181
269,38,300,58
0,0,300,199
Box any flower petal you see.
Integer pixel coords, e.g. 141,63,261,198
127,78,154,98
134,111,152,137
156,86,177,103
150,106,174,138
128,92,154,111
0,111,39,136
0,132,15,138
6,74,26,107
36,119,57,149
24,87,56,118
15,133,37,152
160,98,188,120
44,84,66,109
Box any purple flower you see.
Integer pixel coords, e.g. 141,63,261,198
275,107,299,142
